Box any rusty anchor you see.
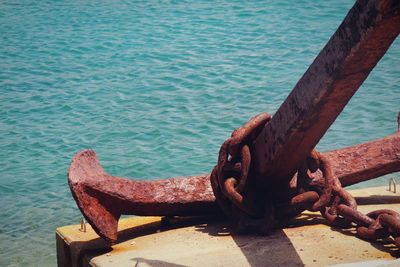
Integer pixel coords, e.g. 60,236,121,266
68,0,400,245
69,133,400,241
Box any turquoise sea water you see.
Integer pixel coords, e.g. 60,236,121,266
0,1,399,265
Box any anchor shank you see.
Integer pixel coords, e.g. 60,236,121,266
252,0,400,184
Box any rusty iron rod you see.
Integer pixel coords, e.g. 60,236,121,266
69,133,400,241
68,152,217,241
325,133,400,187
252,0,400,184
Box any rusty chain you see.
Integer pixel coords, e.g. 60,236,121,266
210,113,275,232
211,113,400,248
290,150,400,249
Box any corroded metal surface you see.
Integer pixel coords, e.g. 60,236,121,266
324,133,400,187
252,0,400,184
68,150,218,241
211,111,400,234
68,132,399,241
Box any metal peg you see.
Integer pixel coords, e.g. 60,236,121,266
79,218,86,232
388,177,397,193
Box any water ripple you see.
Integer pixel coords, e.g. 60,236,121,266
1,1,399,266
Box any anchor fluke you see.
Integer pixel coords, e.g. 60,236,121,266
68,150,120,241
68,149,219,241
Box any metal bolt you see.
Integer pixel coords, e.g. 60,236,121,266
388,177,397,193
79,218,86,232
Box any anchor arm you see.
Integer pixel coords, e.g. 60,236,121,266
69,133,400,241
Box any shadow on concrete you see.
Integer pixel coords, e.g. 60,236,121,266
281,212,326,228
63,213,400,266
287,212,400,258
73,216,221,266
355,195,400,205
194,220,304,266
329,226,400,258
130,257,188,267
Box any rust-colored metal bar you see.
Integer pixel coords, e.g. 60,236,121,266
68,150,218,241
252,0,400,184
319,133,400,187
69,133,399,241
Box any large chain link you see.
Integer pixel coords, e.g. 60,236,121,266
289,149,400,249
210,113,272,231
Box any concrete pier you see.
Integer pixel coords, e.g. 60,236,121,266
57,186,400,266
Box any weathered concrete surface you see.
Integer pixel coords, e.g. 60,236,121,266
56,217,162,267
57,186,400,267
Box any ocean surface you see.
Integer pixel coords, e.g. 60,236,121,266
0,1,399,265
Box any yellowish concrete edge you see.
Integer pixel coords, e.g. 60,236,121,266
56,217,162,267
57,186,400,267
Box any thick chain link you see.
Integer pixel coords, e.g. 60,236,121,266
290,150,400,248
210,113,271,222
211,112,400,248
